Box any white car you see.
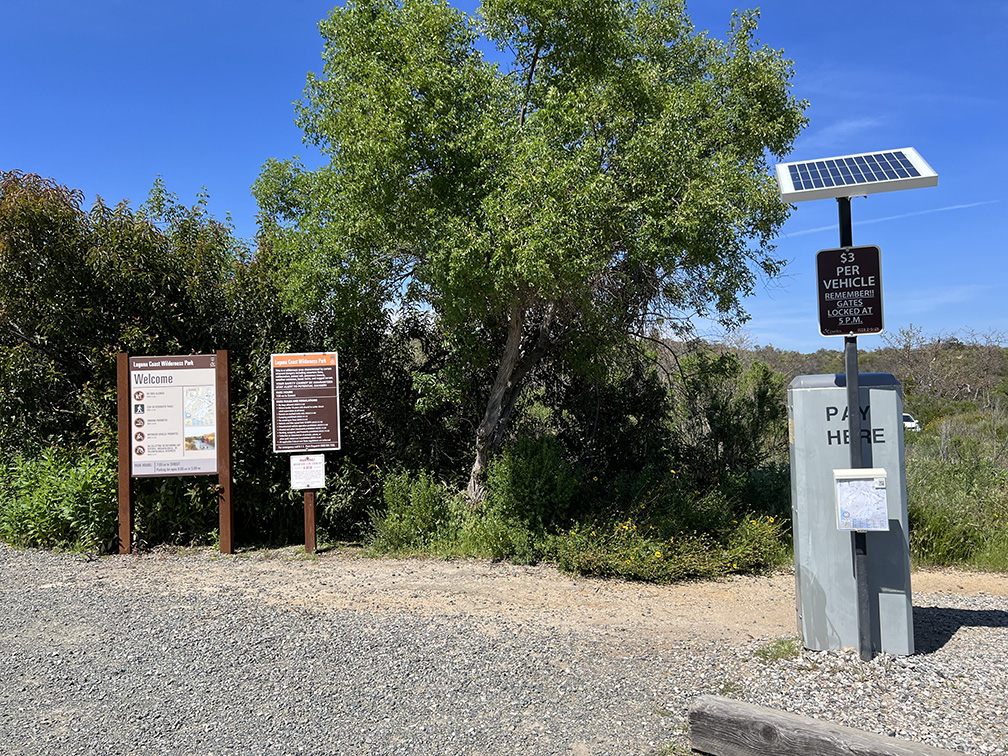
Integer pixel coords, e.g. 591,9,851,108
903,413,921,433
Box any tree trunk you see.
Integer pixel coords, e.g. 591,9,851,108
465,299,560,503
467,299,525,503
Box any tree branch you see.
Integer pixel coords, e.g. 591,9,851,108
519,43,542,128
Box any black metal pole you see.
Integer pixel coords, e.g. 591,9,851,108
838,196,873,661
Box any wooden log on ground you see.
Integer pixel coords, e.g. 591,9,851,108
689,695,961,756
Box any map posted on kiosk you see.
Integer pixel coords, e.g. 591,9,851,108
834,468,890,531
129,355,218,477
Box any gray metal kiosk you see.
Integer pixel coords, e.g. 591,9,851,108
788,373,913,655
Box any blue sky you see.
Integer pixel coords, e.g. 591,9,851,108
3,1,1005,353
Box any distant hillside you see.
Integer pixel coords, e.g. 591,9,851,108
666,326,1008,426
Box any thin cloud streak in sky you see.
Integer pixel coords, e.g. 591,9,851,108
782,200,1000,238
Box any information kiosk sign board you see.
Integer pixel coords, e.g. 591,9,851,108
816,245,883,337
117,351,234,554
129,354,218,477
271,352,341,453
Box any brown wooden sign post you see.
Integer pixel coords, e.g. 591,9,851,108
116,354,133,553
215,351,234,554
288,453,327,554
116,351,234,554
303,489,317,554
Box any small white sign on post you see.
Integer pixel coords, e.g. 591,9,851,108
290,454,326,490
834,468,889,532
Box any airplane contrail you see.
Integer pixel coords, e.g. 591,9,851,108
782,200,999,238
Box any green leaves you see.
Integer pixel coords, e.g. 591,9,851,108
264,0,807,327
0,446,117,552
0,171,323,547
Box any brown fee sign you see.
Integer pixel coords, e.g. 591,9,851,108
816,245,884,337
271,352,341,453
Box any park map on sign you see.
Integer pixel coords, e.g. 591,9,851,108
184,387,215,427
837,476,889,531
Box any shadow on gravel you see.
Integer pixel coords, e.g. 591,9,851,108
913,605,1008,654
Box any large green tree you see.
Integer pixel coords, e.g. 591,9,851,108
254,0,807,498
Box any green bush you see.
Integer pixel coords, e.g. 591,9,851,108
315,461,385,543
550,513,786,582
132,477,220,549
366,464,554,564
368,470,457,552
670,351,788,486
543,457,790,582
908,457,1008,567
0,446,117,552
972,529,1008,572
452,504,543,564
725,462,793,525
362,450,794,581
1,172,426,550
484,436,581,531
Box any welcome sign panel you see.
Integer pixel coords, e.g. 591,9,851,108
129,354,218,476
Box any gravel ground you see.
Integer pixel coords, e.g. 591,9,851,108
1,544,1006,755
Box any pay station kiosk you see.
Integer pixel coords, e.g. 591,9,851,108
788,373,913,655
775,147,936,659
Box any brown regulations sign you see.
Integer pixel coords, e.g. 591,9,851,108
816,245,884,337
271,353,341,453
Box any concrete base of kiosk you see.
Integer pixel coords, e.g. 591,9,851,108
788,373,913,656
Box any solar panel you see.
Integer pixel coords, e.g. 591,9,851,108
775,147,937,203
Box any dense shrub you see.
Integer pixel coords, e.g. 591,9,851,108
0,172,422,551
132,477,221,550
550,513,787,582
368,470,457,552
483,436,580,532
314,461,385,543
5,171,993,585
669,350,788,486
0,446,117,552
